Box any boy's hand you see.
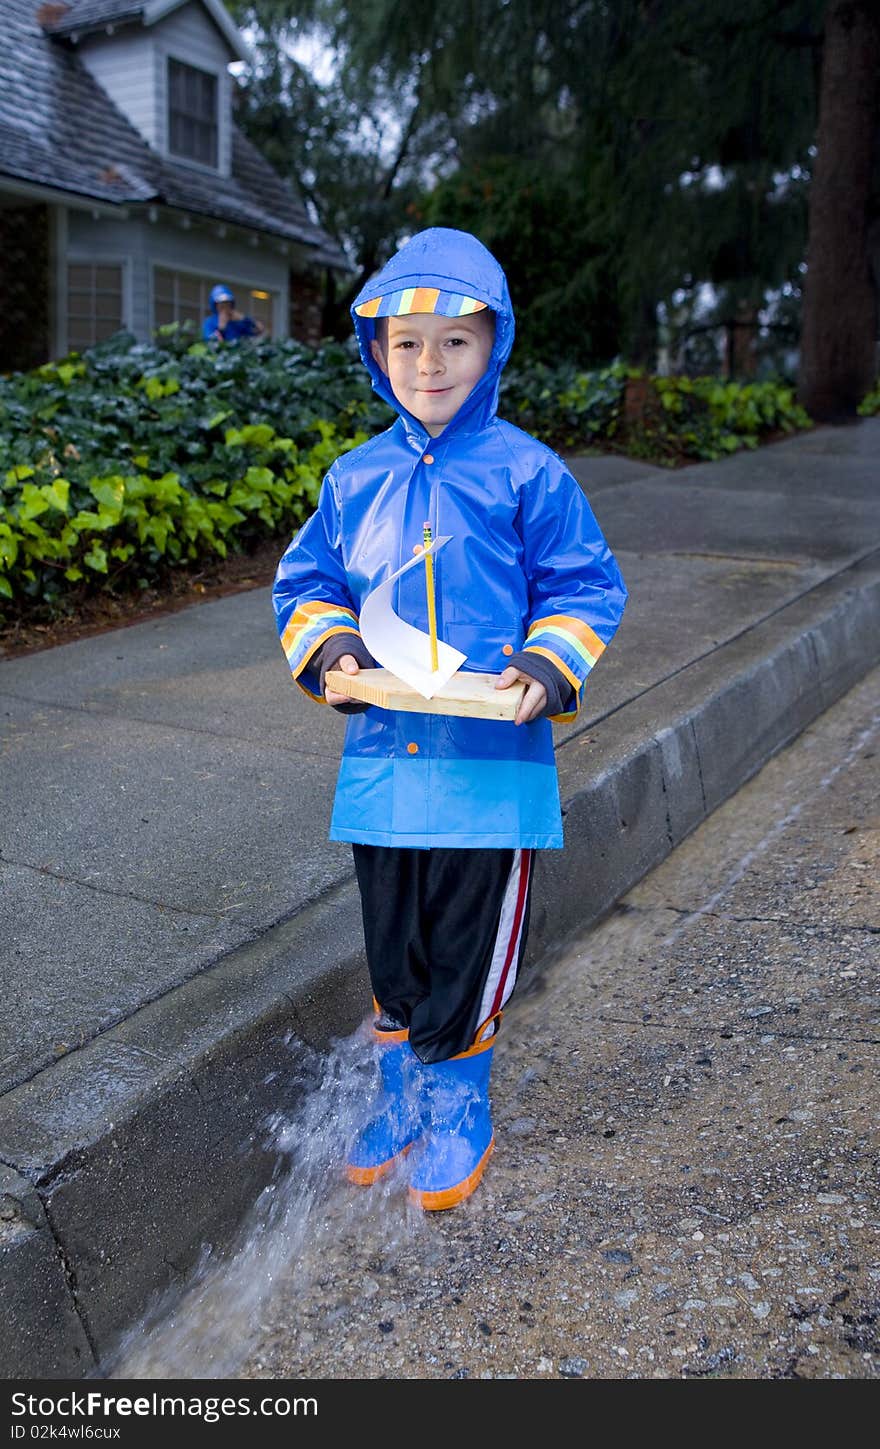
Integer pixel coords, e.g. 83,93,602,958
495,666,547,726
325,653,360,705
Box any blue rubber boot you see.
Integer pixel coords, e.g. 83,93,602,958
346,1020,422,1185
407,1017,499,1211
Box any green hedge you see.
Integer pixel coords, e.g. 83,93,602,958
500,361,812,461
0,328,379,613
0,422,363,606
627,372,812,464
0,327,815,616
500,360,628,449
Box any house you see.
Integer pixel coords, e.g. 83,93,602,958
0,0,347,371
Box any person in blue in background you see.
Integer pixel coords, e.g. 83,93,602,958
202,283,265,343
272,228,627,1212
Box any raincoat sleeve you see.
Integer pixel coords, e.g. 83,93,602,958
516,458,627,724
272,470,365,703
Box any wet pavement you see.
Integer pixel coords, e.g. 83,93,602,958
110,666,879,1381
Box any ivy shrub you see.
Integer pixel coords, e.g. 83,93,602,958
500,360,629,450
0,327,815,617
0,422,363,611
501,361,811,460
621,373,813,464
0,327,378,613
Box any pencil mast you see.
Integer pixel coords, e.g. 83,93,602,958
423,521,439,673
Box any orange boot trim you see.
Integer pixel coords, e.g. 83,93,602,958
407,1136,495,1211
346,1139,415,1187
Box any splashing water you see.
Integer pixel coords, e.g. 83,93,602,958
99,1020,436,1378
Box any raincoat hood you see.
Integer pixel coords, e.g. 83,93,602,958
351,228,515,438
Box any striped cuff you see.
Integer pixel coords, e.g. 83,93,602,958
280,600,363,702
523,614,607,722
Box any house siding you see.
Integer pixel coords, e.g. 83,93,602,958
64,210,289,347
77,6,234,176
77,28,161,149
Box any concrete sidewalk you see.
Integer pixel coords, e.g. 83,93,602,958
1,419,879,1377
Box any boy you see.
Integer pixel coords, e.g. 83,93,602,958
273,228,626,1210
202,283,265,343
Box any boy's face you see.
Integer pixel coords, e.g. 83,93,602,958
370,311,495,436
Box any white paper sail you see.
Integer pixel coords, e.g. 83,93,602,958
359,535,467,699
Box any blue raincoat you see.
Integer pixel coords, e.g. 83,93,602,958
273,228,627,848
202,312,260,342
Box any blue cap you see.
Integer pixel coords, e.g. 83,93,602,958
210,284,234,305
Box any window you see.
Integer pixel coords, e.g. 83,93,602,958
67,263,123,350
246,289,273,334
153,269,275,336
168,59,218,167
154,268,205,330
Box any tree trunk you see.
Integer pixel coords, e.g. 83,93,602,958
628,291,660,371
797,1,880,420
726,300,760,379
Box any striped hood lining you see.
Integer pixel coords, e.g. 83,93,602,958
354,288,488,319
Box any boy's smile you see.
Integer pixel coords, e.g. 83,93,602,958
370,311,495,437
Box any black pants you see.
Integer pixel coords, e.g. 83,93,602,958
352,845,535,1063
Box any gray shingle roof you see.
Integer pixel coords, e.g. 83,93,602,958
0,121,154,203
38,2,146,36
0,0,347,266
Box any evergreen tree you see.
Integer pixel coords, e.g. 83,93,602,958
231,2,828,374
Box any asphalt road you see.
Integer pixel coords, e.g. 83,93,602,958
108,665,879,1381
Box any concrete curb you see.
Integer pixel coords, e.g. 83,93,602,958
534,548,880,959
1,547,878,1378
